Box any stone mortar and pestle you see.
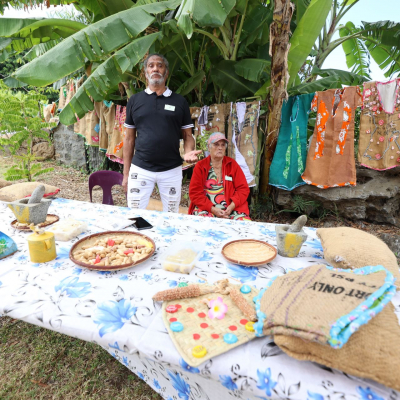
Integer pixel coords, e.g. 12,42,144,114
275,215,308,258
8,185,52,225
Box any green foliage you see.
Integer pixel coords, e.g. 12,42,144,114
339,21,371,78
362,21,400,78
287,0,333,88
0,82,56,181
278,195,319,214
59,32,162,125
196,129,214,152
249,194,275,220
0,50,28,79
277,194,340,222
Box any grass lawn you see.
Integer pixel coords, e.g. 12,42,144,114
0,317,161,400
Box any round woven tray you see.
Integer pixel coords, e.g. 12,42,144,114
11,214,59,231
69,231,156,271
221,239,277,266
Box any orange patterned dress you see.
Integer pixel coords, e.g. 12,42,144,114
301,87,362,188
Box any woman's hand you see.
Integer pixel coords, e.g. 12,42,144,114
211,206,226,218
223,202,235,218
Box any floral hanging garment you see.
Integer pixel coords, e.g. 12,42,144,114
301,86,362,188
269,92,315,190
358,78,400,170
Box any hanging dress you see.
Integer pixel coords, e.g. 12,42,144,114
269,92,315,190
301,87,362,188
358,78,400,170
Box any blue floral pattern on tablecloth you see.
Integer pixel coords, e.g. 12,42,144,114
0,198,398,400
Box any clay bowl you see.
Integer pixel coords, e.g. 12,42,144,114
69,231,156,271
221,239,277,267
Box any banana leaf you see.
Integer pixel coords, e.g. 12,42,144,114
311,68,368,86
176,0,235,38
339,21,371,78
176,70,205,96
13,0,181,87
287,0,332,87
293,0,311,25
241,3,272,47
59,32,162,125
288,76,342,96
24,39,62,61
77,0,132,22
361,21,400,77
210,60,260,101
2,76,28,88
362,20,400,47
234,58,271,82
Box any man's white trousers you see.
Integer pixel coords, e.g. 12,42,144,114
127,164,182,213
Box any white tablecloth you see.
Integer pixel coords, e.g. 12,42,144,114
0,198,399,400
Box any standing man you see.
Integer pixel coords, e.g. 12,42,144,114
123,53,201,212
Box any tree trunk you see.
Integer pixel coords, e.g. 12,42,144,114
259,0,294,194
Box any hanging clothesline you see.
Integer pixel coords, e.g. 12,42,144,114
269,78,400,191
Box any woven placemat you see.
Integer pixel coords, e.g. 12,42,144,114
162,283,259,367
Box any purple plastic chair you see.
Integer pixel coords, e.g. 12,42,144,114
89,170,125,206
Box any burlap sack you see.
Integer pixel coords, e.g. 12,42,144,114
257,264,395,348
194,104,229,143
43,103,56,122
64,80,76,107
85,110,100,146
106,105,125,163
228,101,260,187
0,178,13,189
275,302,400,391
94,102,115,151
74,113,87,139
0,182,60,202
58,85,67,110
317,227,400,286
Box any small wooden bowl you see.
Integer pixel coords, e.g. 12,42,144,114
69,231,156,271
221,239,277,266
11,214,59,231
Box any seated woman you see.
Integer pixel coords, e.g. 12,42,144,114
189,132,251,220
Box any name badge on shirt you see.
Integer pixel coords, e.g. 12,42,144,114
225,176,232,181
165,104,175,111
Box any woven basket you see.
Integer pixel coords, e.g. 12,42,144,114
222,239,277,266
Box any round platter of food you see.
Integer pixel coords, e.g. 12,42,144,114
221,239,277,266
69,231,155,271
11,214,59,230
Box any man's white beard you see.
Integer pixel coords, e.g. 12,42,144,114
146,72,166,85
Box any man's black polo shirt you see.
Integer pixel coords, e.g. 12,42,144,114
124,87,193,172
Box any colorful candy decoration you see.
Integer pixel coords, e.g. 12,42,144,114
245,321,255,332
223,333,238,344
208,296,228,319
170,321,184,332
192,345,207,358
166,305,179,313
240,285,251,294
